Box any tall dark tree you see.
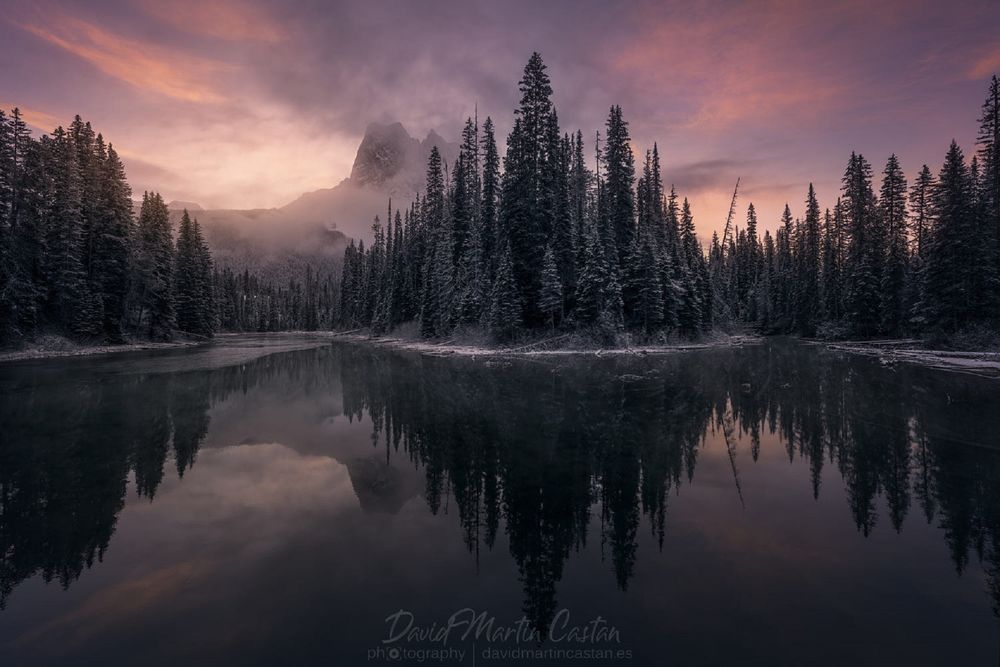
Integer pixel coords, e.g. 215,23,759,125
131,192,175,339
842,152,881,336
499,53,555,325
797,185,822,335
879,155,909,335
921,142,977,330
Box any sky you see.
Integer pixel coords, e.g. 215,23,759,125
3,0,1000,239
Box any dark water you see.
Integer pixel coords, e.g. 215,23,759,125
1,335,999,666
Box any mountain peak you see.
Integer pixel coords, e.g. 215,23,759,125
349,122,418,186
348,121,458,192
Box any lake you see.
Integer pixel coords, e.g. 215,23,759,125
1,335,998,666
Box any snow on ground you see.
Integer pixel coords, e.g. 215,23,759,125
0,338,203,363
330,332,762,358
820,341,1000,378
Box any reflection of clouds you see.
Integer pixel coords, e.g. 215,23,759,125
132,443,360,544
15,561,211,650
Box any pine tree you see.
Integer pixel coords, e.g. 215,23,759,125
44,126,95,335
677,198,703,335
603,105,636,277
481,117,500,279
821,205,842,322
538,243,563,328
91,144,133,342
420,146,446,336
842,152,881,336
133,192,175,339
879,154,909,335
633,235,664,334
796,185,822,335
193,219,215,335
921,141,976,331
975,75,1000,320
174,210,213,337
499,53,556,326
489,241,521,341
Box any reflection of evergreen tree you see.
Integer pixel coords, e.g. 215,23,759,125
6,339,1000,624
338,339,1000,627
0,347,337,608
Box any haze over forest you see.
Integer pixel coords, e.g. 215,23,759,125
3,0,1000,242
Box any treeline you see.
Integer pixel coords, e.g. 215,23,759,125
339,54,1000,343
339,53,712,342
0,110,217,343
215,265,339,332
712,75,1000,338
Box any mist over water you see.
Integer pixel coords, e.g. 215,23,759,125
0,336,998,665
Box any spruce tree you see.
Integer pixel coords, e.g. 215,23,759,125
603,106,636,276
489,241,521,342
797,185,822,335
44,126,95,336
842,152,881,337
677,199,703,335
921,141,976,330
174,210,213,337
879,155,909,335
133,192,175,339
91,144,133,341
538,243,563,328
499,53,556,325
481,117,500,279
420,147,446,336
633,236,664,334
821,205,843,322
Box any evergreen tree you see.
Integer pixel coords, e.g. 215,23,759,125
797,185,822,334
879,155,909,335
43,126,95,335
677,198,703,334
842,152,881,336
499,53,556,325
174,211,214,337
921,141,977,330
132,192,175,339
538,243,563,328
481,117,500,279
91,144,132,341
420,146,448,336
976,75,1000,320
603,105,636,277
821,205,843,322
633,235,664,334
489,241,521,341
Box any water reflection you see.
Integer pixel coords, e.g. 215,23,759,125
1,338,999,650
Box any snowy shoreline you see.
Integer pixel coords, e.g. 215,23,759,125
0,339,205,363
327,331,763,358
814,339,1000,378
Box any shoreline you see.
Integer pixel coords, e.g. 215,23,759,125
328,331,763,357
4,331,999,377
0,339,206,364
812,339,1000,378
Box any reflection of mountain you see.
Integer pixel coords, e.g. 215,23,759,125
159,123,458,283
345,455,424,515
2,340,1000,634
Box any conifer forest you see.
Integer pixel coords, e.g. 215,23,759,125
338,54,1000,346
2,55,999,349
4,3,1000,665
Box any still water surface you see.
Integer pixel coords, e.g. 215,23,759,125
1,335,998,666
